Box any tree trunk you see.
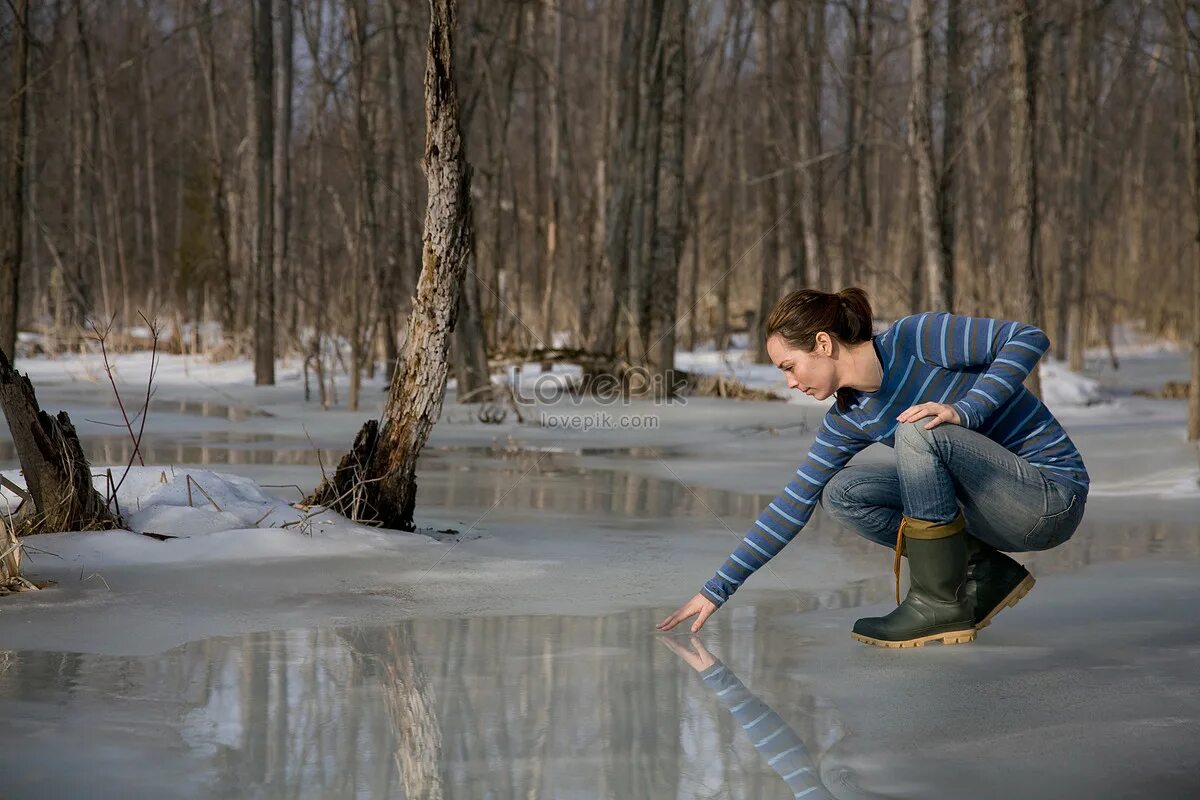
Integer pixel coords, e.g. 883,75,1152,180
452,252,492,402
192,0,235,337
2,0,31,360
644,0,685,385
793,1,826,289
841,0,873,291
1008,0,1042,396
940,0,962,306
0,350,120,534
1064,0,1101,374
138,14,165,323
306,0,475,531
252,0,276,385
908,0,951,311
626,0,666,365
1173,0,1200,441
597,0,644,357
273,0,294,350
753,0,780,364
540,0,567,346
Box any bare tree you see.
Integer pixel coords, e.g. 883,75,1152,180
791,0,827,290
1172,0,1200,440
908,0,952,310
192,0,235,335
251,0,275,385
941,0,963,306
1008,0,1043,396
1,0,31,360
306,0,476,530
752,0,780,365
274,0,294,347
644,0,686,383
3,0,1196,418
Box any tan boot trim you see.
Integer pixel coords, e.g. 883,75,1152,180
900,511,966,540
892,518,907,605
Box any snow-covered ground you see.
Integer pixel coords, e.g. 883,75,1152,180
0,332,1197,799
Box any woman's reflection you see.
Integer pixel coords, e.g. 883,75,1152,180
660,634,838,799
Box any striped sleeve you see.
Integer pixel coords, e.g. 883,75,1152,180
699,662,834,799
903,311,1050,430
700,410,869,607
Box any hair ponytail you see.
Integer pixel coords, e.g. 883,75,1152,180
765,286,875,412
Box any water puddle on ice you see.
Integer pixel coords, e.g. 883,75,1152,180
0,520,1196,798
0,607,853,799
0,437,774,520
0,434,324,468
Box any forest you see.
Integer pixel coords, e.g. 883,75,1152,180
1,0,1198,433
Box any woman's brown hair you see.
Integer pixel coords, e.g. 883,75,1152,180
765,287,874,412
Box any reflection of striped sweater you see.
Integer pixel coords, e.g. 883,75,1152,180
701,312,1090,608
699,662,836,800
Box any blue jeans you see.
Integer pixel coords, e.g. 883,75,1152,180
822,421,1087,552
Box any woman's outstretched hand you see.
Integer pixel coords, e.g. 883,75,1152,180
657,593,718,633
897,401,961,429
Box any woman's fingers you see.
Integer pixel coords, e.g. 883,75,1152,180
924,408,950,429
900,403,959,428
897,403,932,423
658,594,718,632
657,606,691,631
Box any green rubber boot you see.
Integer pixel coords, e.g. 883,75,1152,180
852,513,976,648
965,537,1036,630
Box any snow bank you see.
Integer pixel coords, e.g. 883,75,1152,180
1,467,410,567
1040,358,1104,408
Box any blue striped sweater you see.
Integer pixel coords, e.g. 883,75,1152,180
700,311,1090,608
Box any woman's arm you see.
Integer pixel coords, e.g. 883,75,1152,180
699,412,869,607
900,311,1050,429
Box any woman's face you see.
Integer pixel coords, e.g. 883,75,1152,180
767,333,838,400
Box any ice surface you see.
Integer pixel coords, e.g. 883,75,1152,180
0,340,1197,798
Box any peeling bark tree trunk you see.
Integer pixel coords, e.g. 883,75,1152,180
305,0,474,531
0,350,120,535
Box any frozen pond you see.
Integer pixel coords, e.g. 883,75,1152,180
2,536,1198,799
1,348,1198,797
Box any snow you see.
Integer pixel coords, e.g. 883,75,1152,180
1039,358,1104,407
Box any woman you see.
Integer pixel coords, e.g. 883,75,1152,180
657,288,1089,648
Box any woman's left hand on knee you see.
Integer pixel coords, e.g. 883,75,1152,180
897,402,961,429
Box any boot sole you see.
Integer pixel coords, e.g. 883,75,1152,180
850,628,977,648
975,573,1036,631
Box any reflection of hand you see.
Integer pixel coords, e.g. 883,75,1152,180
657,633,718,672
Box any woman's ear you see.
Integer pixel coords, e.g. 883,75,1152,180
815,331,832,357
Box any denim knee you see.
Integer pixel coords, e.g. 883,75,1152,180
895,420,937,448
821,469,861,523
